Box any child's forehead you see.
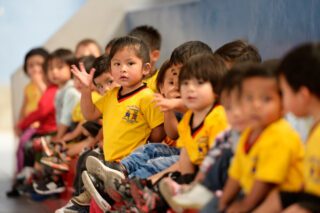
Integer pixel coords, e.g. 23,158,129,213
113,46,138,57
49,58,66,66
242,76,278,92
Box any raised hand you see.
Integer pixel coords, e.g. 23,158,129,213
71,62,95,88
153,93,175,112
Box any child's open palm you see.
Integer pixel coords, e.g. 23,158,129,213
71,62,95,88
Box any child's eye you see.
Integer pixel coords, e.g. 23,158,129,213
197,79,205,84
128,62,135,66
262,96,272,102
113,62,120,66
106,80,113,85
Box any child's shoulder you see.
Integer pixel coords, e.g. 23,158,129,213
206,105,227,124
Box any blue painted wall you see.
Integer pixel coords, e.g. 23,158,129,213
126,0,320,65
0,0,86,85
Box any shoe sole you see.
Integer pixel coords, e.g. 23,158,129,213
40,137,53,157
159,180,183,213
86,156,125,190
40,158,69,172
81,171,111,212
33,182,65,195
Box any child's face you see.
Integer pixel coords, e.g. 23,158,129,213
26,55,45,79
75,43,100,58
160,65,180,99
279,75,307,117
47,58,71,87
241,77,282,130
221,89,248,132
94,72,118,95
110,47,150,93
180,78,215,113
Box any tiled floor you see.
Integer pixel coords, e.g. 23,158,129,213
0,132,65,213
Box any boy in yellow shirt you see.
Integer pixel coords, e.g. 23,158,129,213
257,43,320,213
217,63,304,213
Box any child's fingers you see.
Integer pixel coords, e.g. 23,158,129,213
89,68,96,76
79,62,86,72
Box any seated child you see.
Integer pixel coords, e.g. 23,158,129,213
75,38,101,58
256,43,320,213
214,63,304,213
71,36,166,211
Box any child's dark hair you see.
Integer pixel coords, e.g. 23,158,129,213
179,53,227,94
128,25,161,51
77,55,96,72
45,48,75,74
23,47,49,75
277,42,320,98
219,66,244,97
92,55,110,84
75,38,101,54
105,38,118,53
170,41,213,65
215,40,262,65
156,59,172,92
109,36,150,64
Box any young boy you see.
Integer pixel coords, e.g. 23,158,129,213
216,63,304,213
258,43,320,213
75,38,101,58
129,25,162,92
71,36,165,211
161,66,248,212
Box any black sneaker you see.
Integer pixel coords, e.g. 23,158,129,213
6,188,20,198
64,202,90,213
33,176,65,195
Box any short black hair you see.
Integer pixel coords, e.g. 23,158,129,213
45,48,75,74
77,55,96,73
92,55,110,83
277,42,320,98
23,47,49,75
128,25,161,51
215,40,261,65
179,53,227,95
105,38,118,54
109,36,150,64
156,59,172,92
170,41,213,65
219,66,244,97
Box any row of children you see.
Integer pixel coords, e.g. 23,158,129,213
8,25,320,213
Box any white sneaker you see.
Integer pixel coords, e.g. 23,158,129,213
54,200,73,213
172,183,214,210
16,167,34,180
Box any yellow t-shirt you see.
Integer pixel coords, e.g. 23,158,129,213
72,91,102,123
144,70,159,93
304,123,320,196
24,82,42,116
229,119,304,194
95,85,164,161
176,105,228,165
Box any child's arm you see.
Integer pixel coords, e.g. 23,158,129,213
71,63,101,120
226,180,275,213
154,94,187,113
61,122,83,142
148,124,166,142
219,177,242,211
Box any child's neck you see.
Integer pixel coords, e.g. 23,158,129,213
58,80,70,88
120,82,145,96
191,103,214,128
308,99,320,125
144,67,157,79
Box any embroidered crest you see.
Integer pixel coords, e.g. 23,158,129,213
123,105,140,123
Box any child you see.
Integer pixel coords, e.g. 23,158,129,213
215,63,304,213
129,25,162,92
161,66,248,212
71,36,165,211
257,43,320,213
75,38,101,58
33,48,81,195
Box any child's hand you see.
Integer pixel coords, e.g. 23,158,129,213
71,62,95,89
153,93,176,112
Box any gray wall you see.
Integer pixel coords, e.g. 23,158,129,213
126,0,320,64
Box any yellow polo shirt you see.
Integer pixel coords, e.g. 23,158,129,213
176,105,228,165
95,85,164,161
72,91,101,123
229,119,304,194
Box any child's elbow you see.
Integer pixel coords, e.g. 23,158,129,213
149,125,166,142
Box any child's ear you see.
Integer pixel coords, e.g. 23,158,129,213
299,86,311,103
142,63,151,76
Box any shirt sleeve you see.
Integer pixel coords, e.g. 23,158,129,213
141,93,164,129
59,88,80,126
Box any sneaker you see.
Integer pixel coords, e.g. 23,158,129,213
71,190,91,206
16,166,35,181
63,202,90,213
81,171,111,212
106,178,132,203
54,200,73,213
40,156,69,172
129,177,164,213
41,136,54,157
33,176,65,195
85,156,125,190
6,188,20,198
159,177,184,213
171,183,214,210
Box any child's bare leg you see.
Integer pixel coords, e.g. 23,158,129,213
253,190,282,213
